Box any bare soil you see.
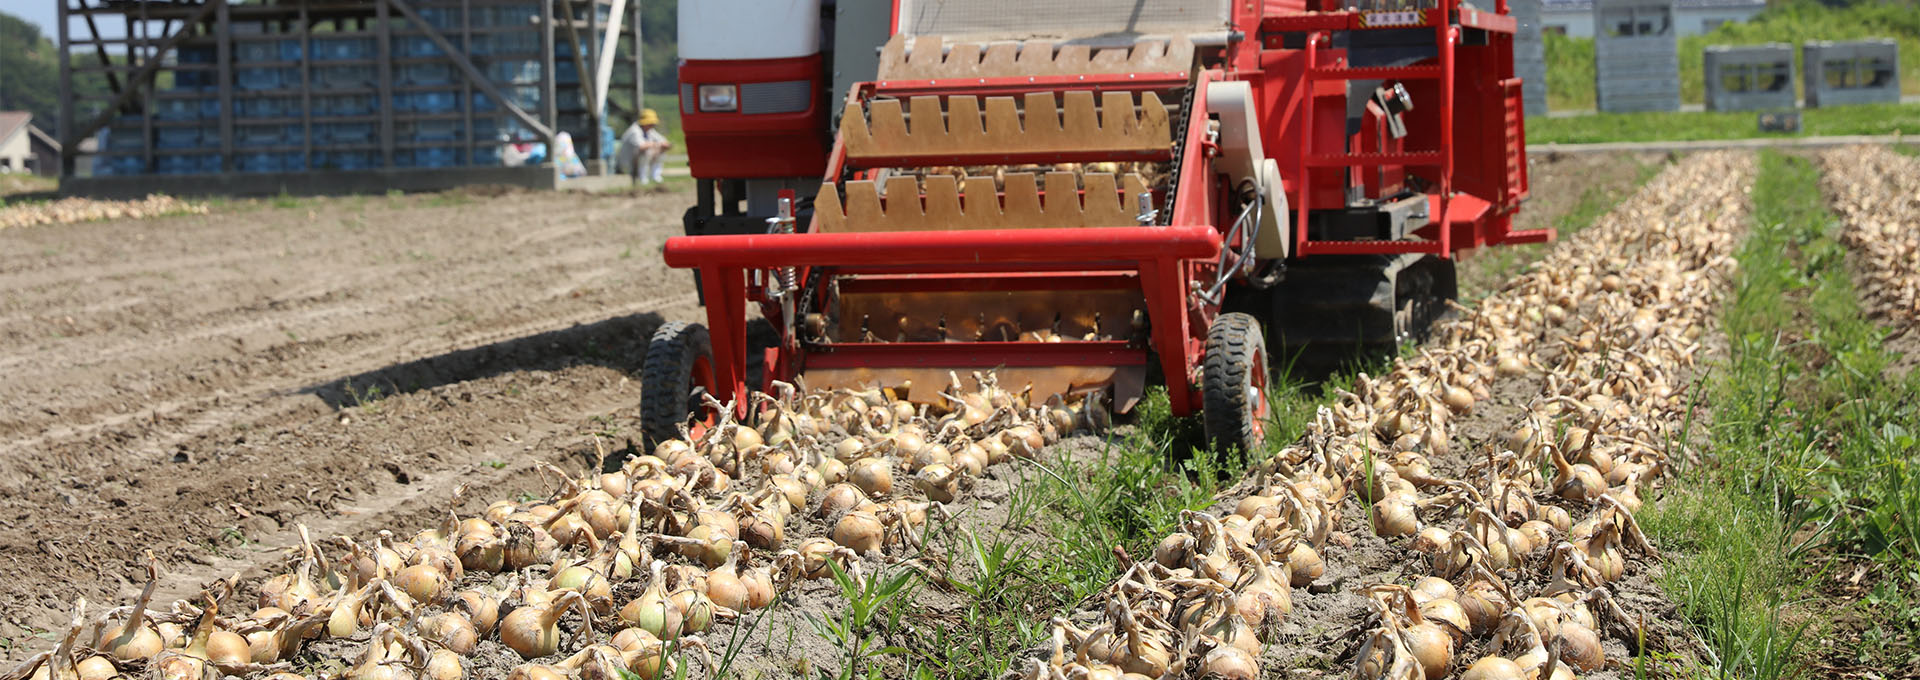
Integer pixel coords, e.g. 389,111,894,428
0,154,1635,668
0,187,702,655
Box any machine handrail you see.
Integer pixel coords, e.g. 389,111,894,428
663,226,1223,269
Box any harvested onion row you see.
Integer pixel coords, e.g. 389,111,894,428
0,194,209,231
1021,152,1753,680
16,371,1104,680
1818,145,1920,325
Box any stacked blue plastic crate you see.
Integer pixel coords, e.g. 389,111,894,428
137,44,219,175
101,0,599,178
306,33,377,171
227,37,304,173
460,2,545,167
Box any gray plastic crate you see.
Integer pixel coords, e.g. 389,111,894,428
1804,39,1900,108
1703,43,1795,112
1511,0,1548,116
1593,0,1680,112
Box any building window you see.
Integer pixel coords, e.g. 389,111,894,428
1602,6,1673,37
1545,25,1568,35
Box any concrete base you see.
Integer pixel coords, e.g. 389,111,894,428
60,164,563,199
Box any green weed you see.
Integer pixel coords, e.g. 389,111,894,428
1642,150,1920,678
803,561,919,680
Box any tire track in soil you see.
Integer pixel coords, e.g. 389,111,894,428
0,188,704,655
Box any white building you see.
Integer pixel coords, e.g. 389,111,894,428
1543,0,1764,38
0,112,31,173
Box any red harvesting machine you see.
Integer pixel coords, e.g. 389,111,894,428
653,0,1539,452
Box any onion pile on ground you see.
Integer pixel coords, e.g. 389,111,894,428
0,194,209,231
6,372,1105,680
1819,146,1920,324
1018,152,1753,680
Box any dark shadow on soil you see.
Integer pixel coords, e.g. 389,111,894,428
300,314,782,410
301,311,668,409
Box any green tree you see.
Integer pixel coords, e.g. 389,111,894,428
1,10,118,141
0,11,63,134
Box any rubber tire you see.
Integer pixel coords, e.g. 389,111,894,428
640,321,713,457
1203,312,1268,455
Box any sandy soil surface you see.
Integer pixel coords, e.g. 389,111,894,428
0,186,702,652
0,153,1636,663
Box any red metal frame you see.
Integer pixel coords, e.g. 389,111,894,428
1258,0,1537,258
664,226,1224,416
663,0,1542,424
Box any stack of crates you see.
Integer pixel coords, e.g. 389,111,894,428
403,1,544,168
229,35,304,173
306,32,377,171
94,0,609,179
148,44,223,175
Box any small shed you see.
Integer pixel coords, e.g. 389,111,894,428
0,112,31,173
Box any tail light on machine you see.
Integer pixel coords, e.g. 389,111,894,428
676,0,828,178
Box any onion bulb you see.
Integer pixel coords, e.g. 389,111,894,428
424,649,464,680
849,458,894,497
98,558,164,662
1197,641,1258,680
499,590,589,659
75,656,118,680
453,589,502,637
1460,656,1523,680
816,483,865,520
620,562,682,641
394,563,450,604
418,611,478,655
705,542,751,612
833,510,885,554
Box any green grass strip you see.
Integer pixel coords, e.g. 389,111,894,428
1641,150,1920,678
1529,102,1920,145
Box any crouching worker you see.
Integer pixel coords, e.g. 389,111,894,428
618,109,672,185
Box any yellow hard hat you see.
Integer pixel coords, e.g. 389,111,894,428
638,108,660,126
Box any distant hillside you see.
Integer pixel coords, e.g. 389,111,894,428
1545,0,1920,111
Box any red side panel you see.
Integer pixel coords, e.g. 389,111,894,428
1251,49,1351,214
678,55,829,178
1449,37,1522,212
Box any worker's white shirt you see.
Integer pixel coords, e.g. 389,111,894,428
617,125,669,172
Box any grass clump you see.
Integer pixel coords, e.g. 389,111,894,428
1642,150,1920,678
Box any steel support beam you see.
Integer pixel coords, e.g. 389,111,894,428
58,0,74,176
62,0,221,154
